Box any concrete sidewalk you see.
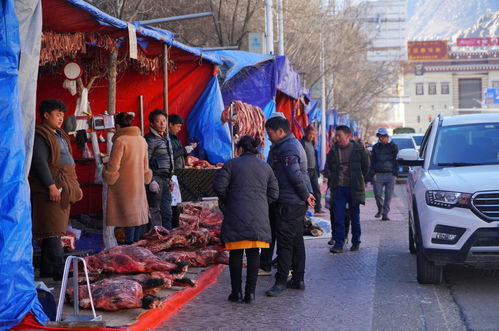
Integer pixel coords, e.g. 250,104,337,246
310,184,407,241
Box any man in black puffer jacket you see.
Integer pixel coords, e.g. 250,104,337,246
144,109,175,229
369,128,399,221
263,113,315,297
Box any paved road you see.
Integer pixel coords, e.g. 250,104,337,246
160,185,499,331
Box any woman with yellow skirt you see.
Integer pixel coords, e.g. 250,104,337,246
214,135,279,303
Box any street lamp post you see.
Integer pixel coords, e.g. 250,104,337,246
265,0,274,54
320,33,327,171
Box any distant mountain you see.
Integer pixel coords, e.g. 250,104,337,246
452,10,499,39
407,0,499,40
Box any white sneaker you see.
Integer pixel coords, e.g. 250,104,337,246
258,268,272,276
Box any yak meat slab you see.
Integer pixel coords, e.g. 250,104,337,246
84,245,184,274
67,278,143,311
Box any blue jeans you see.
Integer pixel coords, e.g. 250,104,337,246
333,186,361,247
373,173,396,217
147,177,173,229
124,225,146,244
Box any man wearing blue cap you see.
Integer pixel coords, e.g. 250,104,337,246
369,128,399,221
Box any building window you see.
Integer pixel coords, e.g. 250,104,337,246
417,115,421,123
459,78,482,108
492,81,499,88
441,82,450,94
428,82,437,95
416,83,424,95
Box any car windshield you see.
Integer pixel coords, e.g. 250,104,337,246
432,122,499,168
412,135,423,146
391,137,414,150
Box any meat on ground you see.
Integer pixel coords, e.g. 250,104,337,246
156,246,229,267
135,227,210,254
67,278,144,311
84,245,186,274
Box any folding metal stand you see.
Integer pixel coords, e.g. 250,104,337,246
55,256,101,322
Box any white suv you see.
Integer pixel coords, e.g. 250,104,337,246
398,113,499,284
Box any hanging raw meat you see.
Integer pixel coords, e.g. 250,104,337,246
221,100,266,148
84,245,186,274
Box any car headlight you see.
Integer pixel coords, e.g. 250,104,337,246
425,190,471,209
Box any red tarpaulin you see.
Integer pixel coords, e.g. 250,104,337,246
37,60,215,216
36,61,215,143
276,91,308,140
37,0,218,216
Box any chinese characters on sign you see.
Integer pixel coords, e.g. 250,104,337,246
408,40,448,61
457,37,499,47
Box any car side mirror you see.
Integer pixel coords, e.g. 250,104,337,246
397,148,424,166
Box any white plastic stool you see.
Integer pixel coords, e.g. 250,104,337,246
55,256,101,322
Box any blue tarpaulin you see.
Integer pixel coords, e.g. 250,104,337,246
306,100,321,123
207,50,303,108
0,0,48,329
275,56,302,100
261,100,276,159
205,50,273,82
221,60,276,109
187,76,232,164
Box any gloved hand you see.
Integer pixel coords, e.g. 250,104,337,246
149,180,160,193
185,142,198,154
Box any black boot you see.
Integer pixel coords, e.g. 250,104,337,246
227,290,242,302
244,288,255,304
228,249,243,302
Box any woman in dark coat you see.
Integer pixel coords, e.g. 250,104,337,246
214,135,279,303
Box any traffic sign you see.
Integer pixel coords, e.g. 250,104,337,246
484,88,499,105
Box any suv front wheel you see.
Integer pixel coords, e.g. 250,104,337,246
416,231,443,284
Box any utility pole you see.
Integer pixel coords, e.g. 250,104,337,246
265,0,274,54
320,32,327,171
136,12,214,25
277,0,284,55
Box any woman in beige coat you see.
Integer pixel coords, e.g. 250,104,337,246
103,113,152,244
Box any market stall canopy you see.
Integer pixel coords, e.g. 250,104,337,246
42,0,221,64
205,50,303,107
205,50,273,82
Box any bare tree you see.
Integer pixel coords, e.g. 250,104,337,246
87,0,400,135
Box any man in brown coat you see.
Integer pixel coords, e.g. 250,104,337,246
30,99,82,281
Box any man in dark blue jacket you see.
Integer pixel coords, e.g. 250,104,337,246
369,128,399,221
264,114,315,297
